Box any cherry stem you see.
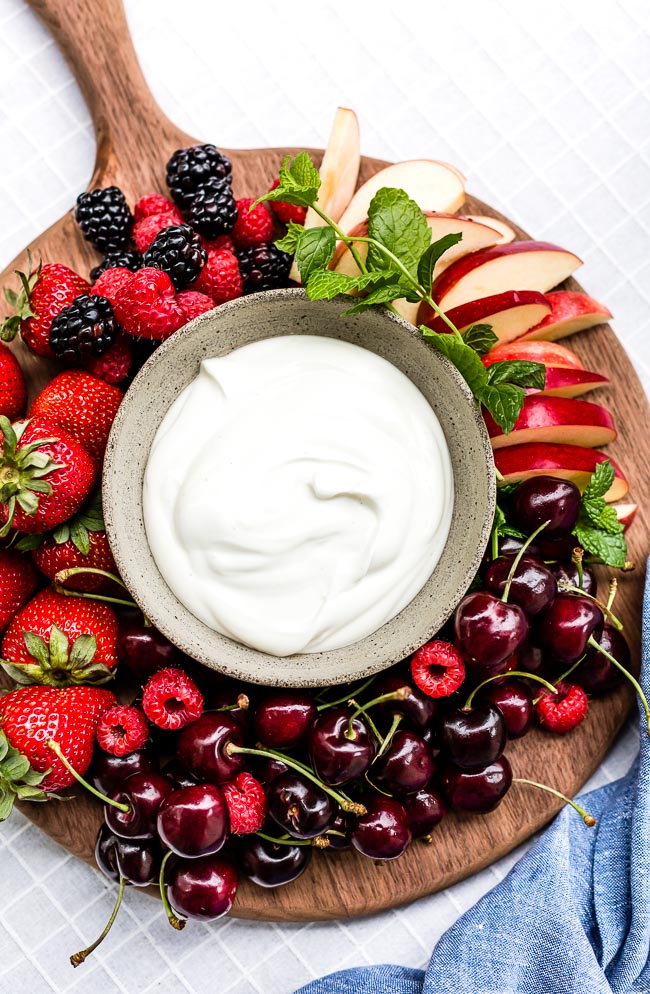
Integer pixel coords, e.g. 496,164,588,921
346,688,410,743
571,547,584,588
606,578,618,612
70,875,125,967
46,740,130,812
501,521,549,603
587,635,650,736
249,745,354,806
54,566,129,591
534,654,587,703
226,744,367,815
317,675,376,711
205,695,250,715
374,713,403,761
464,671,558,711
159,850,185,930
513,777,596,827
255,831,329,848
556,583,623,631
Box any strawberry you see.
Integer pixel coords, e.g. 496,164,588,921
82,333,133,384
96,705,149,756
0,343,27,421
221,772,267,834
0,416,97,536
134,193,176,221
1,260,90,358
0,684,116,813
176,290,215,321
142,667,203,730
268,179,307,225
0,547,40,632
1,587,119,686
113,268,186,341
410,640,466,698
29,370,122,461
132,209,183,253
232,198,274,248
91,266,134,307
535,681,589,733
194,249,243,305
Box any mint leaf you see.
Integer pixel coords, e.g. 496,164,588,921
275,221,304,254
417,232,463,290
305,269,395,301
571,461,627,567
486,360,546,390
573,523,627,569
253,153,320,209
426,333,488,397
367,188,430,278
463,323,497,355
342,282,412,315
294,227,336,284
598,505,623,535
479,382,526,434
582,460,615,521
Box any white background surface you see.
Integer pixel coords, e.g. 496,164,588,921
0,0,648,991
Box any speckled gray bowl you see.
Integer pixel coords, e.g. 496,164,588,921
103,289,495,687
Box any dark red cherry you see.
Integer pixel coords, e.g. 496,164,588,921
536,534,582,561
518,639,546,677
402,786,446,838
162,758,198,790
266,771,334,839
114,836,162,886
369,672,437,732
253,691,317,749
372,730,435,793
177,713,246,784
513,476,580,537
104,772,173,839
208,686,252,734
117,621,181,680
483,556,556,618
157,784,230,857
439,704,506,770
536,593,604,664
326,810,356,851
90,748,157,796
573,624,628,694
309,708,375,785
237,835,311,888
440,756,512,813
248,754,289,785
351,797,411,860
168,855,238,921
551,561,596,596
95,825,119,882
496,534,541,559
481,679,532,738
454,592,529,667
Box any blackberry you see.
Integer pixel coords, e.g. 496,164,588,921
143,224,207,290
237,243,292,293
74,186,134,253
90,250,142,283
166,144,232,210
188,179,238,239
49,295,117,361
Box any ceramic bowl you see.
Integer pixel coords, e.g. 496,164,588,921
103,289,495,687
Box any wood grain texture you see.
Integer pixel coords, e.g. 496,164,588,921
1,0,646,923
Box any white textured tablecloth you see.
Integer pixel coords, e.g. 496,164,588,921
0,1,648,991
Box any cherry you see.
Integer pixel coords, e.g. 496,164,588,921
536,593,604,664
167,855,238,921
309,708,375,785
95,825,120,882
536,534,582,561
351,797,411,860
162,758,199,790
157,784,230,857
440,704,506,769
551,561,596,596
513,476,580,537
440,756,512,813
114,836,162,886
496,534,541,559
177,713,246,784
402,785,446,838
104,772,173,839
208,687,252,734
454,591,529,667
481,679,532,738
483,556,556,618
117,620,181,680
90,748,157,796
518,640,546,678
253,690,317,749
369,672,437,732
237,835,311,887
326,810,356,851
248,754,289,785
266,771,334,839
573,624,628,694
372,730,435,794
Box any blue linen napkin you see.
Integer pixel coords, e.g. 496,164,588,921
295,563,650,994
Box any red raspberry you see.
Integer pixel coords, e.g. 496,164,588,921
194,249,243,305
202,235,236,254
176,290,215,321
132,209,183,253
134,193,176,221
221,772,267,834
114,267,185,340
92,266,134,307
535,681,588,733
96,705,149,756
410,640,466,698
142,667,204,730
82,333,132,383
269,179,307,225
232,198,274,249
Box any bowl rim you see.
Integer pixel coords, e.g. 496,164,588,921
103,288,496,686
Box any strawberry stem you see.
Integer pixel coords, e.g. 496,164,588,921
159,850,185,930
501,521,549,603
46,740,130,812
54,567,129,591
70,875,125,966
52,583,137,609
464,671,558,711
587,635,650,736
513,777,596,827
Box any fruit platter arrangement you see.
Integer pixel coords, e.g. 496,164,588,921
0,0,649,968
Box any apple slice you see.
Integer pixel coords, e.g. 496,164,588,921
419,290,551,345
614,503,637,531
515,291,612,342
336,160,465,237
485,396,617,450
494,443,628,501
430,241,582,312
533,366,610,398
482,339,584,370
465,215,516,245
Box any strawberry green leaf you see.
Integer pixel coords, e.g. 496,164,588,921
22,631,49,669
70,518,91,555
69,634,97,669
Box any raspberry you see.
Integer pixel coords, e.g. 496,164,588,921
410,640,466,698
48,294,117,360
202,235,236,254
269,179,307,225
194,249,243,305
232,198,274,249
166,144,233,210
74,186,134,253
176,290,215,321
134,193,176,221
82,334,133,384
143,224,206,290
90,250,142,283
188,178,238,239
133,209,183,253
221,772,267,834
92,266,134,307
113,267,185,341
142,667,204,730
535,681,588,733
96,705,149,756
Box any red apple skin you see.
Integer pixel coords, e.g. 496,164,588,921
485,396,617,450
418,289,550,340
494,443,628,501
533,366,610,398
518,291,612,342
482,339,584,371
614,504,637,531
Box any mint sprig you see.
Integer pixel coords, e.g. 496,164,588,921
572,461,627,568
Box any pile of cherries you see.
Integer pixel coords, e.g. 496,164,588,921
66,474,640,966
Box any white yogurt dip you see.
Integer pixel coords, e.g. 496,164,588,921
143,335,453,656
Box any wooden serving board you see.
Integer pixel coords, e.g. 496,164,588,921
1,0,648,922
